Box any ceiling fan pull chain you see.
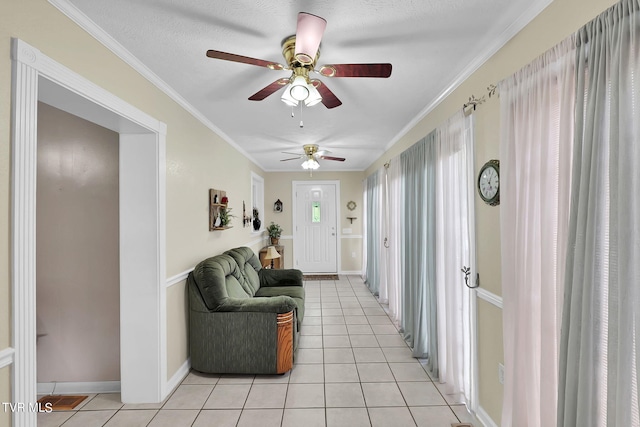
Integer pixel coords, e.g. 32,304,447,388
291,106,295,117
299,103,304,128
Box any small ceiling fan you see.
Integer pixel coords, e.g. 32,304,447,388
281,144,345,170
206,12,392,109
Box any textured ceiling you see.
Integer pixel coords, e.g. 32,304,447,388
64,0,549,171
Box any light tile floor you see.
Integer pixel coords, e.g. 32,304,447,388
38,275,480,427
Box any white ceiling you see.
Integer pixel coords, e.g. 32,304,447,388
64,0,549,172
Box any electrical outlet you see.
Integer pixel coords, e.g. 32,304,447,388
498,363,505,385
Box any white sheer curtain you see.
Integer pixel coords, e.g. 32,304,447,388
499,37,576,427
400,133,438,362
385,157,402,324
434,111,476,405
558,1,640,424
364,170,384,295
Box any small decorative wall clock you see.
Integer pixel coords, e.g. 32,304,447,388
274,199,283,212
478,159,500,206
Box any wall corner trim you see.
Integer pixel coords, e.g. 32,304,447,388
0,348,15,369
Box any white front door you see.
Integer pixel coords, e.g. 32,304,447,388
293,181,339,273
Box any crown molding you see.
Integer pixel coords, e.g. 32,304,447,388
379,0,554,157
47,0,263,171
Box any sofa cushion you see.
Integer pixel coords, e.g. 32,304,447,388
259,268,304,287
224,247,263,296
192,254,250,310
254,286,305,325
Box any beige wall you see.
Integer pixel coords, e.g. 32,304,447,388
477,299,505,421
36,102,120,383
0,367,10,426
264,171,364,272
1,0,267,388
363,0,618,423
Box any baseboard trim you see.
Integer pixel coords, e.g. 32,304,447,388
166,358,190,398
37,381,121,395
339,271,364,276
0,347,15,369
476,405,499,427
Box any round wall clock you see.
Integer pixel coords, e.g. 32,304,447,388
478,159,500,206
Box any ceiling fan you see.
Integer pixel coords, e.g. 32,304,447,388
281,144,345,170
206,12,392,109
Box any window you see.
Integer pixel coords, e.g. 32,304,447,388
251,171,264,233
311,201,321,222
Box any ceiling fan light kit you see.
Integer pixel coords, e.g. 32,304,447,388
289,75,310,101
301,158,320,170
280,88,298,107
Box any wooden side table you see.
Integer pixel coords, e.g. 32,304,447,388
259,245,285,269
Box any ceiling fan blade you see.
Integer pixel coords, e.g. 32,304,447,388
206,50,285,70
320,155,346,162
294,12,327,65
315,150,331,156
280,157,303,162
281,151,304,156
248,78,290,101
313,80,342,109
318,63,392,78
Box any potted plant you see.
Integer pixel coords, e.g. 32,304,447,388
219,207,234,227
267,222,283,245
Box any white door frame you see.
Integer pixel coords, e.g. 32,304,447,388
291,180,341,273
11,38,167,426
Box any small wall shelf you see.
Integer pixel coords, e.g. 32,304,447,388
347,217,357,224
209,189,229,231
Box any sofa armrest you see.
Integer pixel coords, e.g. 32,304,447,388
215,295,296,314
259,268,304,287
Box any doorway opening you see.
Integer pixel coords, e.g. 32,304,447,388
11,38,167,426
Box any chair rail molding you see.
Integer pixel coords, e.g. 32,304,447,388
0,347,15,369
475,287,503,309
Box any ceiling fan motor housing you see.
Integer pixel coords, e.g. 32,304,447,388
282,36,319,76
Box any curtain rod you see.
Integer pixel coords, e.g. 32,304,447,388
462,84,498,115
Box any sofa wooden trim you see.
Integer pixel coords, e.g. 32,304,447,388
276,311,294,374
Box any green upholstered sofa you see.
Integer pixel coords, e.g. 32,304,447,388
188,246,304,374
